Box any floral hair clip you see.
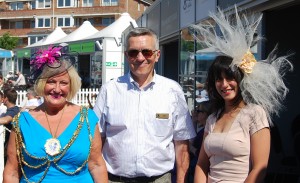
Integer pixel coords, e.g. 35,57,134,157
30,45,75,82
239,50,257,74
30,45,62,70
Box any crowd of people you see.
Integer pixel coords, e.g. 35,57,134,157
0,6,294,183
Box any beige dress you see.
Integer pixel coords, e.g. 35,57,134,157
204,104,269,183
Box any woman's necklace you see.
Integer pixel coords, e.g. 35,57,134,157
44,105,66,156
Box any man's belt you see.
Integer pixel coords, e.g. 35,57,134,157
108,171,170,183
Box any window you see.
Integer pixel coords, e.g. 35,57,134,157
102,17,114,26
29,36,44,45
18,39,24,46
84,18,95,25
31,1,36,9
57,17,73,27
10,2,24,10
31,20,35,28
37,18,51,28
58,0,75,7
15,21,23,29
9,21,23,29
102,0,118,6
37,0,51,8
83,0,93,7
74,18,95,27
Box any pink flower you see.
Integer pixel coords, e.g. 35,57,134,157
30,46,62,69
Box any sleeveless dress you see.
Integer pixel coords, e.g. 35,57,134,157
203,104,269,183
12,107,98,183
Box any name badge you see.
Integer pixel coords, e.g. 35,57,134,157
156,113,169,119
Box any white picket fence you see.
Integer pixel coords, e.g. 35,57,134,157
16,88,100,107
0,88,100,181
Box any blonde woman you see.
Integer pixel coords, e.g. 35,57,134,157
4,46,108,183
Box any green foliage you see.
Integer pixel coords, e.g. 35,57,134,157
0,32,19,50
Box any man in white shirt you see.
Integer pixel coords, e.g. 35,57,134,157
93,27,196,183
5,71,14,82
21,87,42,111
9,71,27,90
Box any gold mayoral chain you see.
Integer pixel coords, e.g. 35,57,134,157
44,105,66,156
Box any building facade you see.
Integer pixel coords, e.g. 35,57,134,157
0,0,153,48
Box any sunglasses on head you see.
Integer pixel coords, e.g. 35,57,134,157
126,49,157,58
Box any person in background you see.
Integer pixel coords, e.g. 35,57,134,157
0,90,6,183
0,88,19,126
3,46,108,183
0,91,7,117
188,95,212,182
93,27,196,183
0,74,4,90
0,88,20,152
5,71,14,82
9,71,27,90
193,7,293,183
195,89,208,104
21,87,42,111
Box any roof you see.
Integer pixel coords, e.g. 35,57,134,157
26,27,67,47
41,27,67,45
85,13,137,40
52,21,98,44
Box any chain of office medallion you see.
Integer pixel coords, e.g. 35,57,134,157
13,106,92,183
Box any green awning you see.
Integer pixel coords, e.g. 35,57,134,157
69,41,95,53
17,49,31,58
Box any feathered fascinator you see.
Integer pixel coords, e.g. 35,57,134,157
30,45,75,81
191,6,293,122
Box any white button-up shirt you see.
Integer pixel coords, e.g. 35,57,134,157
14,74,26,86
93,72,196,177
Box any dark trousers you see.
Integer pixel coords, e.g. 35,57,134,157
108,172,172,183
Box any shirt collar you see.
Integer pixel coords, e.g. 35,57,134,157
127,71,157,90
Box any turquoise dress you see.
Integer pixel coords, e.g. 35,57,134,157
13,107,98,183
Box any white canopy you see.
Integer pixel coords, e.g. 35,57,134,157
86,13,137,40
53,21,98,44
26,27,67,48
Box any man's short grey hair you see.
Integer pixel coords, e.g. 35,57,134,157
27,87,38,97
125,27,159,50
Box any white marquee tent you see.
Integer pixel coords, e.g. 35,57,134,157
26,27,67,48
86,12,137,42
86,13,138,83
53,21,98,44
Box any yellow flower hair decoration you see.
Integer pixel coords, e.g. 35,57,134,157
239,50,257,74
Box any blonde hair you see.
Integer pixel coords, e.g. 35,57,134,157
34,66,81,101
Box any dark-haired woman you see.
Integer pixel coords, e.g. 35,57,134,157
194,56,270,182
193,6,292,182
